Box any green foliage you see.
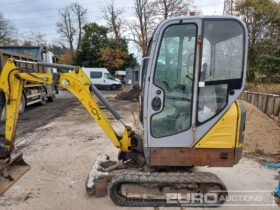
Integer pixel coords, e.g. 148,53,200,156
59,49,75,65
75,23,108,67
99,47,128,70
99,38,137,70
235,0,280,81
74,22,137,70
123,53,138,69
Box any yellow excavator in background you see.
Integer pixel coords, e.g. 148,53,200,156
0,16,247,207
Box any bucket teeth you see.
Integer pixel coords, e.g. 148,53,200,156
0,153,30,195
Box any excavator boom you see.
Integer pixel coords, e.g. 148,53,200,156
0,58,134,194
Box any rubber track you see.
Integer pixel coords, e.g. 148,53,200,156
109,170,228,207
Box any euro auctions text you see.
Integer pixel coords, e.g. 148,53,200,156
166,191,275,207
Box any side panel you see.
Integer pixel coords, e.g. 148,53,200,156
149,101,244,166
150,148,243,167
0,49,40,73
194,102,239,148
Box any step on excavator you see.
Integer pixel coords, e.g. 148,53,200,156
0,16,247,207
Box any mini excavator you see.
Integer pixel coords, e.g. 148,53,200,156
0,16,247,207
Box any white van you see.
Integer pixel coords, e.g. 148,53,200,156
83,68,122,90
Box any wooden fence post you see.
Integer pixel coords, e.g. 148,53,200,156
257,94,264,111
247,92,252,103
241,91,280,122
251,93,259,107
274,97,280,116
261,95,268,113
266,95,275,115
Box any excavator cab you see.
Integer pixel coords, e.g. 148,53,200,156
140,16,247,166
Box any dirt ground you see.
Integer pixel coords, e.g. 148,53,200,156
245,82,280,95
241,101,280,163
0,90,79,138
0,89,279,209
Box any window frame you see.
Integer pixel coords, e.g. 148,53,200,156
196,18,246,126
139,38,153,123
150,23,198,138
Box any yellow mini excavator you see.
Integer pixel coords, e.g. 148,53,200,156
0,16,247,207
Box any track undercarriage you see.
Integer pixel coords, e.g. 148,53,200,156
86,154,228,207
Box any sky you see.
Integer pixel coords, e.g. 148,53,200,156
0,0,224,54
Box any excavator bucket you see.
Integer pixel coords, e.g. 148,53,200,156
0,152,30,195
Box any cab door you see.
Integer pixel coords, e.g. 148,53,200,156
195,19,247,142
144,19,201,147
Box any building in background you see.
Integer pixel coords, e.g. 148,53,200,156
125,65,140,85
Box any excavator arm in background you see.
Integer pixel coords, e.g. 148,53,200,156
0,59,135,195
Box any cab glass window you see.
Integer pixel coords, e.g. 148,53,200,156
151,24,197,138
198,20,245,123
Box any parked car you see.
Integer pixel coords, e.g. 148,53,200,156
83,68,122,90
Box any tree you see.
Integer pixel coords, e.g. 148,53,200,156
0,12,16,45
235,0,280,80
101,2,137,70
128,0,154,56
99,47,128,70
128,0,197,56
75,23,108,67
56,2,87,52
71,3,87,51
151,0,195,19
57,7,76,51
23,32,47,46
48,44,65,57
59,49,75,65
75,23,137,69
124,53,138,68
103,0,124,48
236,0,280,47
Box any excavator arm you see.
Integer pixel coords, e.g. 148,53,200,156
0,59,133,157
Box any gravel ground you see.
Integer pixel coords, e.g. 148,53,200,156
0,89,278,209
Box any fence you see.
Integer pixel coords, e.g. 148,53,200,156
239,91,280,122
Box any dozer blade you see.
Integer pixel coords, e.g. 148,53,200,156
85,154,125,197
0,153,30,195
